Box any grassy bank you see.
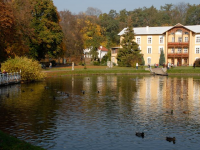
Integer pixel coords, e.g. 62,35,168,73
44,66,150,77
44,65,200,77
0,131,45,150
168,66,200,74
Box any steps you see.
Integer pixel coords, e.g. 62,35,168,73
151,68,168,76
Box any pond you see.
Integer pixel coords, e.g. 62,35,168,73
0,75,200,150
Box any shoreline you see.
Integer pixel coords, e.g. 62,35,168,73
43,66,200,77
44,71,200,78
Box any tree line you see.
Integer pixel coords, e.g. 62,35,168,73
1,1,200,63
0,0,63,62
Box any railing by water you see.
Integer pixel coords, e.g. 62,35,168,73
0,71,21,86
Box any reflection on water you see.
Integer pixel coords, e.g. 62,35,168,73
1,75,200,149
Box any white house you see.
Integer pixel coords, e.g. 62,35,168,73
83,46,108,60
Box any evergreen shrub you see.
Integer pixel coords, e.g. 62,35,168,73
195,58,200,67
100,55,108,66
1,57,46,81
93,61,100,66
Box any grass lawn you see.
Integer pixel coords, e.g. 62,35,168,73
43,65,200,77
44,65,150,77
0,131,45,150
167,66,200,74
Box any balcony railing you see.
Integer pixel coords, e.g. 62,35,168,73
168,53,189,57
168,42,189,47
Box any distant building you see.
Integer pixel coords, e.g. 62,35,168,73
83,46,108,60
111,47,121,65
114,23,200,66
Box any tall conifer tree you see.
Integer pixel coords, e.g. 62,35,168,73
159,49,165,65
117,17,142,67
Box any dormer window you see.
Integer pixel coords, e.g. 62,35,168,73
176,30,182,34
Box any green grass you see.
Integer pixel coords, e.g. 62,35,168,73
167,66,200,74
43,65,200,77
0,131,45,150
44,66,150,77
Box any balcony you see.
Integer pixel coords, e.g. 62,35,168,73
168,52,189,58
168,42,189,48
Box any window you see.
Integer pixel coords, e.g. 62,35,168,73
196,36,200,43
176,30,182,35
147,57,151,65
159,46,164,53
172,37,175,42
185,37,188,42
159,36,164,44
147,46,152,54
178,48,182,53
171,48,175,53
184,48,188,53
178,37,182,42
147,36,152,44
196,47,200,54
136,37,141,44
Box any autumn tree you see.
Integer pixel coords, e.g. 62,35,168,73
59,10,84,58
0,1,15,62
85,7,102,17
82,20,104,60
99,13,119,48
186,4,200,25
29,0,63,60
172,2,189,24
117,17,142,67
10,0,34,57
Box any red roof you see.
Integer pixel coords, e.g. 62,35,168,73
98,46,108,51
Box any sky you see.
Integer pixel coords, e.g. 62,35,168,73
52,0,199,14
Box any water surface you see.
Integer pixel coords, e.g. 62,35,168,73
0,75,200,150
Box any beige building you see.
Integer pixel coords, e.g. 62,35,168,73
112,23,200,66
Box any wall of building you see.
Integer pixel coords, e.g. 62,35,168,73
135,35,165,66
117,26,200,66
189,33,200,65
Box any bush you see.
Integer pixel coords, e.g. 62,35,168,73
101,55,108,64
195,58,200,67
1,57,46,82
93,61,100,66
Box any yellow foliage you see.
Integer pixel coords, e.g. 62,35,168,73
81,20,105,48
1,57,46,81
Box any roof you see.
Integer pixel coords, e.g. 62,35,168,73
185,25,200,33
98,46,108,51
118,24,200,35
